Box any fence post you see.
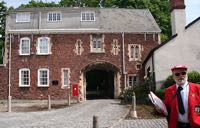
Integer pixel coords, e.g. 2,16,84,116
93,115,99,128
48,95,51,110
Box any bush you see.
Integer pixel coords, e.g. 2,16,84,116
119,84,149,103
162,75,175,88
155,88,165,100
188,71,200,83
162,70,200,89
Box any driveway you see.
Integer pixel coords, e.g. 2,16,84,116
0,99,167,128
0,99,128,128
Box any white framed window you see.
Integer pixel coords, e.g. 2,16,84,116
128,44,141,61
20,37,30,55
19,68,30,87
16,12,30,22
37,37,50,55
81,12,95,21
61,68,70,88
48,12,61,22
90,34,104,53
128,74,139,86
38,68,49,87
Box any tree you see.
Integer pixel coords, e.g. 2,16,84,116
0,1,7,64
19,0,59,8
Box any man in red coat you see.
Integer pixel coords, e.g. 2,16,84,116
163,64,200,128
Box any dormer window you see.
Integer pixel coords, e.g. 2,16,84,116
16,12,30,23
48,12,61,22
81,12,95,21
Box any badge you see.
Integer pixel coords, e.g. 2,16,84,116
191,93,196,97
195,105,200,115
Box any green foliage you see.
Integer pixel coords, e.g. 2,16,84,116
0,1,7,64
188,71,200,84
162,75,175,88
162,71,200,88
119,84,149,103
155,88,165,100
19,0,59,8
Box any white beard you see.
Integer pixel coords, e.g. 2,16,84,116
175,76,188,86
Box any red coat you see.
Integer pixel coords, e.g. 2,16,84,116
164,83,200,128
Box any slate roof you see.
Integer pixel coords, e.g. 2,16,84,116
8,7,161,33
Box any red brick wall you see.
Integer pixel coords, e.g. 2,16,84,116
0,65,8,99
5,33,158,100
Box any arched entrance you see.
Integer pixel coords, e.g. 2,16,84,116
80,61,120,100
86,69,114,99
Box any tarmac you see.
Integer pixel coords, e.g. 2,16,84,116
0,99,167,128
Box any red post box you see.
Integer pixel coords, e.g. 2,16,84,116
72,83,79,97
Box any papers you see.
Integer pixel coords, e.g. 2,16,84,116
148,91,168,116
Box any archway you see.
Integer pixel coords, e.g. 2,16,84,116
81,61,120,100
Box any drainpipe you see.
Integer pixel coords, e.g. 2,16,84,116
8,34,12,112
122,32,126,88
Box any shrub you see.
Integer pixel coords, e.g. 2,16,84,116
119,84,149,103
155,88,165,100
188,71,200,83
162,75,175,88
162,70,200,89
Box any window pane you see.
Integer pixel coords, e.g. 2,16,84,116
57,13,61,20
63,70,69,86
20,70,29,86
135,46,139,58
40,70,48,85
49,13,52,21
16,13,30,22
21,39,30,54
130,46,134,58
39,38,49,54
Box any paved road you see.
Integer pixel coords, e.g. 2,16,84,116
0,99,167,128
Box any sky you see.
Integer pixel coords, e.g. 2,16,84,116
1,0,200,25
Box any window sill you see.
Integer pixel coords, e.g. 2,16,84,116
90,51,105,54
38,85,49,87
19,85,30,87
19,54,30,56
61,86,70,89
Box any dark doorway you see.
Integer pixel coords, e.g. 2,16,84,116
86,69,114,99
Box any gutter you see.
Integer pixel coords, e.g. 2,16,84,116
122,32,126,88
8,34,12,112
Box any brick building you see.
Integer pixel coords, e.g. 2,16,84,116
0,7,160,101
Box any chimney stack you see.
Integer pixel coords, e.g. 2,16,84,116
170,0,186,35
170,0,185,11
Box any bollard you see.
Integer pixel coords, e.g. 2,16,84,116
68,93,71,106
93,115,99,128
130,92,137,118
8,96,12,112
48,95,51,110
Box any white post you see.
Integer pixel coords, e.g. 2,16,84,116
48,95,51,110
68,93,71,106
130,92,137,118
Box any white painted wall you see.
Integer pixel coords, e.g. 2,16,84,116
154,20,200,89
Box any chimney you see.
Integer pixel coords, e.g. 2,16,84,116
170,0,186,35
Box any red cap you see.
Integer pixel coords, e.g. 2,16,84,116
171,64,187,71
